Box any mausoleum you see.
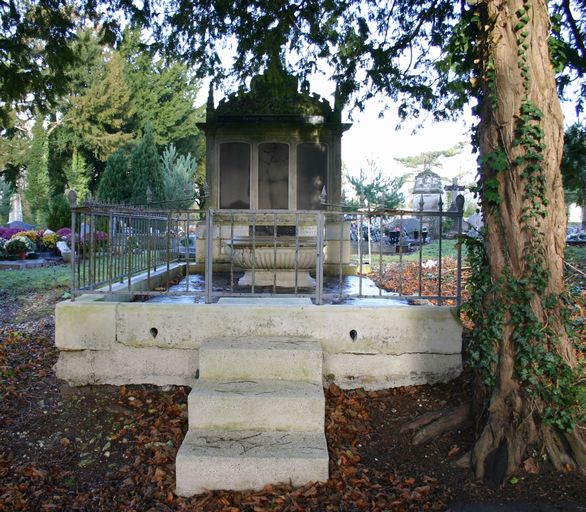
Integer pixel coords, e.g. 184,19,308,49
195,60,353,277
199,59,351,211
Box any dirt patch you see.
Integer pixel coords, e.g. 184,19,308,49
0,290,584,511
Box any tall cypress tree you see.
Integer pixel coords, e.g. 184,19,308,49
129,124,164,205
64,150,91,203
97,149,131,203
0,175,13,224
25,116,51,226
66,51,135,162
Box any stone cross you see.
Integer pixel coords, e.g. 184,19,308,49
444,177,466,211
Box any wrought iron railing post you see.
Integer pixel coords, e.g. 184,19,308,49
437,194,444,304
165,210,172,292
108,211,114,294
89,209,95,290
315,211,325,305
357,212,363,297
418,195,424,297
456,194,465,308
68,191,77,301
205,210,214,304
229,213,235,293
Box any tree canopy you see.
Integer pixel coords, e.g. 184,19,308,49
1,1,583,123
561,122,586,229
345,159,406,210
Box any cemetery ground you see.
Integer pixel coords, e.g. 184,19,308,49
0,248,585,511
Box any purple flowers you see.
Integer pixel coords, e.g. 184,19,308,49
0,227,24,240
56,228,72,238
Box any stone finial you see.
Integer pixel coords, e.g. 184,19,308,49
68,190,78,207
319,185,327,205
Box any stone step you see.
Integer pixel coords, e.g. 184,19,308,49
188,379,324,432
175,429,329,496
199,338,323,383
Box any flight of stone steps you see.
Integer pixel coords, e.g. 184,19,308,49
175,337,329,496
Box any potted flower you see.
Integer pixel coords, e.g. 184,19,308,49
5,236,35,259
41,232,60,255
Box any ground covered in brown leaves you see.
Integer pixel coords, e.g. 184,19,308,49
373,258,469,305
1,284,585,511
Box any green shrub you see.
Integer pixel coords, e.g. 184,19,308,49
47,194,71,231
5,236,34,254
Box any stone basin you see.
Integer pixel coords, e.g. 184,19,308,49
226,236,321,287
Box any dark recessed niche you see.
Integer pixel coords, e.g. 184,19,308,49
350,329,357,341
150,327,158,338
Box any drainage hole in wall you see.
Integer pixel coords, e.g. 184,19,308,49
350,329,358,341
150,327,158,338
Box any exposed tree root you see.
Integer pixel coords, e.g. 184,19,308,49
401,404,471,446
565,429,586,475
401,402,586,482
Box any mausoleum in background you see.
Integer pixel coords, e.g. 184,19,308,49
198,59,351,211
195,59,353,275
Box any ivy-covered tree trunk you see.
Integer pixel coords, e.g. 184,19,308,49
471,0,586,481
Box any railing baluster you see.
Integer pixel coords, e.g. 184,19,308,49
438,196,444,304
316,211,324,305
205,210,213,304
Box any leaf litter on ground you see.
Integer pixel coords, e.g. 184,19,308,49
1,257,585,510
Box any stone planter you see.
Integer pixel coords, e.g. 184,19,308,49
226,236,321,288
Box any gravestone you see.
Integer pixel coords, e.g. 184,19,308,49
444,177,466,212
412,166,443,237
412,167,443,211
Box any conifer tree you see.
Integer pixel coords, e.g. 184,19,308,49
66,51,135,162
64,150,91,203
120,29,203,150
0,175,13,224
47,193,71,231
97,149,131,203
161,143,197,209
25,116,51,226
130,124,164,205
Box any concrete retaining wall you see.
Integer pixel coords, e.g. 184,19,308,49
55,296,462,389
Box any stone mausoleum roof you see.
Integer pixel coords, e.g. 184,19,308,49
204,57,347,127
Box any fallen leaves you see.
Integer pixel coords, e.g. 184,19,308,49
1,283,586,511
373,258,470,305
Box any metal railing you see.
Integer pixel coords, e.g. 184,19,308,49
69,195,465,305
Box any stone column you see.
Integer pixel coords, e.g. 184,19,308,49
9,193,23,223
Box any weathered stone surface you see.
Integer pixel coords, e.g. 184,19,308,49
200,338,323,383
114,302,461,356
324,352,463,390
54,346,198,386
175,429,328,495
188,379,324,432
55,300,116,351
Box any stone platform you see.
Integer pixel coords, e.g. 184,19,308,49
55,296,463,390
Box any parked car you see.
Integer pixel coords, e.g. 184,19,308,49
566,232,586,245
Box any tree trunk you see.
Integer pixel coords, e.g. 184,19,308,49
474,0,585,482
